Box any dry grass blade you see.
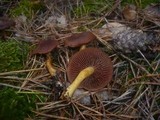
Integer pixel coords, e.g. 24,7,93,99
124,87,149,112
0,82,49,95
32,111,73,120
0,68,45,76
75,102,103,116
38,100,69,110
128,73,160,84
72,101,87,120
120,54,149,74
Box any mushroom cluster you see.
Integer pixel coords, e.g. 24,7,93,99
32,31,113,100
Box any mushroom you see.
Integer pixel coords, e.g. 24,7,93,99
64,48,113,98
64,31,96,50
0,16,15,39
122,4,137,21
0,16,15,30
32,37,59,76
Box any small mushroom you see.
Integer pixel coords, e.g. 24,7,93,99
64,31,96,50
32,37,59,76
64,48,113,98
0,16,15,30
122,4,137,21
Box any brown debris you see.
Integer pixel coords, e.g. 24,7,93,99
144,3,160,26
144,3,160,18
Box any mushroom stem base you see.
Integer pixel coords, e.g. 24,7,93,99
64,66,94,98
46,53,56,76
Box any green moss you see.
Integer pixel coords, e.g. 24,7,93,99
73,0,159,17
0,40,30,72
73,0,114,17
0,88,45,120
10,0,44,18
121,0,160,8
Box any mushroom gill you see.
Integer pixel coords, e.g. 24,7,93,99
64,48,113,98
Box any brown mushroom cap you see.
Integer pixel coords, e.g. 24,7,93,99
67,48,113,91
0,17,15,30
64,31,96,47
32,38,59,55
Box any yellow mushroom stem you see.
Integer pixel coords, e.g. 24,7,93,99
46,53,56,76
64,66,94,98
79,45,86,50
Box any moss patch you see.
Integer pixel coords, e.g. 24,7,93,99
0,40,30,72
73,0,114,17
121,0,160,8
10,0,44,18
0,88,44,120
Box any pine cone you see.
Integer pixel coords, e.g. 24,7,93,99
103,22,160,53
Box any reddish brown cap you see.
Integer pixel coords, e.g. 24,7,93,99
32,37,59,55
64,31,96,47
67,48,113,91
0,17,15,30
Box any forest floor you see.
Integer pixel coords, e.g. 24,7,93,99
0,0,160,119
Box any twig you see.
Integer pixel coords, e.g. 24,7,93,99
32,111,73,120
0,83,50,95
